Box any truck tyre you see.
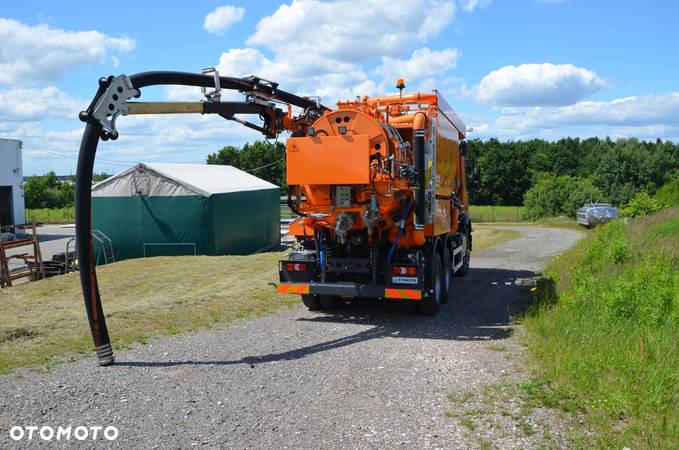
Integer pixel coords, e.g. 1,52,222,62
419,251,443,316
301,294,322,311
455,232,471,277
442,243,453,304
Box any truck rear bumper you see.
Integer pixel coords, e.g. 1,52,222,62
277,282,422,300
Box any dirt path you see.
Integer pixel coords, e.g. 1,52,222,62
0,226,582,449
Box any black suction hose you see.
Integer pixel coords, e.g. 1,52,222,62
413,129,426,228
129,71,328,111
75,121,114,365
75,70,326,366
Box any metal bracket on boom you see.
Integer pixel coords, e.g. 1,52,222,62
201,67,221,102
83,75,139,140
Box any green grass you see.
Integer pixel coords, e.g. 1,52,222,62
25,207,75,224
468,205,524,223
523,208,679,449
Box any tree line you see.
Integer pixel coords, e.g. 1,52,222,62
465,137,679,207
208,137,679,214
25,137,679,217
24,172,111,209
206,141,286,188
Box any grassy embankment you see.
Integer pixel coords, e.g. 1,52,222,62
0,226,520,373
25,207,74,225
523,208,679,448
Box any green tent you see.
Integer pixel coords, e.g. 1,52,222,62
91,163,280,261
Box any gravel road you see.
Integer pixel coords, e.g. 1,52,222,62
0,226,583,449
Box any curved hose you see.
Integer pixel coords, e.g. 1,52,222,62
387,198,414,264
75,70,327,366
75,122,114,365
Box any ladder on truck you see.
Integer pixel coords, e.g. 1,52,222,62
0,222,45,288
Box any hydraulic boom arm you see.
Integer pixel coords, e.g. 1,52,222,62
75,70,327,365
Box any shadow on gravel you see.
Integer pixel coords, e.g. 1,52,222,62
116,268,539,369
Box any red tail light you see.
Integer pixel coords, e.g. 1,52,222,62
392,265,417,276
285,263,307,272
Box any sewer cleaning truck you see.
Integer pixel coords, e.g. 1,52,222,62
74,71,471,365
277,83,471,315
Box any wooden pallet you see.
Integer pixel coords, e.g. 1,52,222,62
0,222,45,288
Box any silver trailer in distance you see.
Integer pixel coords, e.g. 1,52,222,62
576,203,618,227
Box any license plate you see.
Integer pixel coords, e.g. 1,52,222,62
392,276,418,285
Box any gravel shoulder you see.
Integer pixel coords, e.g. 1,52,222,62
0,226,583,449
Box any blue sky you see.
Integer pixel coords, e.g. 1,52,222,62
1,0,678,175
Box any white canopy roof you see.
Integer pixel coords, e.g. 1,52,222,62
92,163,278,197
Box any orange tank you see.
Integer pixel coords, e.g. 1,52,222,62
279,83,473,315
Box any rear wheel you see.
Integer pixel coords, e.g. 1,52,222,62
419,250,443,316
301,294,322,311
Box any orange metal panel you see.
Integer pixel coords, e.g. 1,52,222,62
277,283,310,295
287,135,370,185
385,288,422,300
435,134,459,196
434,199,451,236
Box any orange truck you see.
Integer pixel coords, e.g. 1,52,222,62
76,72,472,365
278,81,472,315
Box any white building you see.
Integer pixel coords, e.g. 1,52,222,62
0,138,24,226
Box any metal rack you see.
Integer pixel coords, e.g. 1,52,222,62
0,222,45,288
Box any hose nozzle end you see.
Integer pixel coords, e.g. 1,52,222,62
95,344,115,366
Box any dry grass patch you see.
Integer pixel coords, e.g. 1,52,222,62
472,226,522,252
0,226,515,373
0,251,296,373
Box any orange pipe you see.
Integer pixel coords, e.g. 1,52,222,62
366,93,437,108
412,111,426,130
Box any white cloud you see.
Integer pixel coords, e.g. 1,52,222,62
209,0,460,104
376,48,460,86
496,92,679,129
215,47,378,103
0,18,135,86
203,5,245,35
0,86,82,121
164,85,210,101
19,113,267,175
476,63,607,106
459,0,491,12
466,91,679,142
247,0,456,64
